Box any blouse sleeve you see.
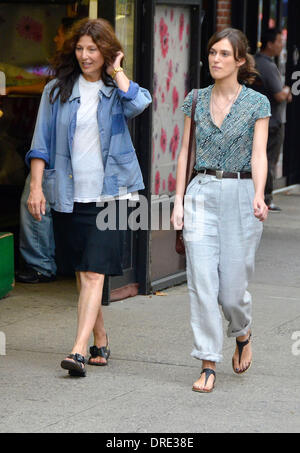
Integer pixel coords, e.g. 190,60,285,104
180,90,194,118
255,94,271,120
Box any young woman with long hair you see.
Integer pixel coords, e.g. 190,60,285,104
26,18,151,377
172,28,271,393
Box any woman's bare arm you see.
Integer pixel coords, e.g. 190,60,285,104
251,117,269,221
171,115,192,229
27,158,46,221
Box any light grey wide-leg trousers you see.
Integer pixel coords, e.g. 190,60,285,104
183,172,263,363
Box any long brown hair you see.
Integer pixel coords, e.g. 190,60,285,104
207,28,259,85
49,18,124,103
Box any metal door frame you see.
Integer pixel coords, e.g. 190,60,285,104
98,0,142,303
134,0,202,295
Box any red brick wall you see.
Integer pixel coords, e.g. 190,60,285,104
216,0,232,31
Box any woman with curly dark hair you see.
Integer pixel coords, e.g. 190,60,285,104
172,28,270,393
25,18,151,377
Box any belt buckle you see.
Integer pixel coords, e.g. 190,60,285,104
216,170,224,179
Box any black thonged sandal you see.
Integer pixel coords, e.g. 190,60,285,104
232,332,252,375
61,353,87,377
88,335,110,366
192,368,216,393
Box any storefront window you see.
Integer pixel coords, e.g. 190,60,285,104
277,0,289,180
269,0,277,28
89,0,98,19
0,1,89,236
257,0,264,52
115,0,135,81
0,0,91,188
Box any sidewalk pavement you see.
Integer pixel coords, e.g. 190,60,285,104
0,192,299,434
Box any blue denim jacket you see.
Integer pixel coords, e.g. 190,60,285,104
25,77,152,212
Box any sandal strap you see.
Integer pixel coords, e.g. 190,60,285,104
89,334,109,359
89,345,109,359
236,333,252,365
201,368,216,387
68,353,87,365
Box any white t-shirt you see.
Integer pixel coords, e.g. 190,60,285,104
72,75,138,203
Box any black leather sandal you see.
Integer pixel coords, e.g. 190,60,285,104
232,332,252,375
192,368,216,393
88,336,110,366
61,353,87,377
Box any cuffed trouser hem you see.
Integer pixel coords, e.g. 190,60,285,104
227,322,252,339
191,349,223,363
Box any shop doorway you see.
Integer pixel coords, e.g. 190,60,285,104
285,0,300,185
0,0,92,268
136,0,202,293
232,0,295,188
0,0,143,303
200,0,217,88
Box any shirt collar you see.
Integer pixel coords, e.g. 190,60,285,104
234,84,249,104
256,52,274,62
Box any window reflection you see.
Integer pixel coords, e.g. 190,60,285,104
0,0,89,241
115,0,135,81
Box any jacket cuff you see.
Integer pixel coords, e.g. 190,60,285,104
117,80,139,101
25,150,50,169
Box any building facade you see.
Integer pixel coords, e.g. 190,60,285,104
0,0,299,302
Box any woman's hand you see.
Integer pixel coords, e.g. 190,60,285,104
253,194,268,222
171,198,184,230
106,51,124,77
27,188,46,221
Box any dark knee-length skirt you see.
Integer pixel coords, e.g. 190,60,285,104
52,201,123,276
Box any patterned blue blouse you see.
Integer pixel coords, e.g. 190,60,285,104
181,84,271,172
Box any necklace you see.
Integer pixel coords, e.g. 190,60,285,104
210,84,241,127
212,84,241,113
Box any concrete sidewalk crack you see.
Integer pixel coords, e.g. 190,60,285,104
36,389,136,432
271,314,300,331
6,347,200,369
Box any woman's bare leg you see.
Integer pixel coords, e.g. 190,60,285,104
89,304,109,365
75,272,81,294
68,271,105,359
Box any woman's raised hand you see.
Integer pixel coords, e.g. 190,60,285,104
106,51,124,77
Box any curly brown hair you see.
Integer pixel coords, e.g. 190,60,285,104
207,28,259,85
49,18,124,103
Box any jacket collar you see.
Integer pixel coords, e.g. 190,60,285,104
100,83,115,98
69,76,115,101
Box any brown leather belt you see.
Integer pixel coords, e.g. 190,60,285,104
196,169,252,179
